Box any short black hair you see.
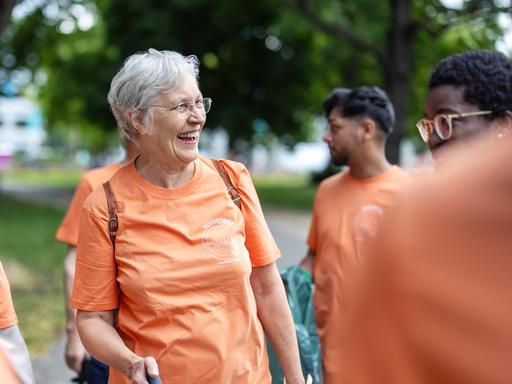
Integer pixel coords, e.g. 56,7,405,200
323,88,351,116
428,50,512,118
323,86,395,134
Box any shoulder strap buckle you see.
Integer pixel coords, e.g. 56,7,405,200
102,181,118,248
211,159,242,209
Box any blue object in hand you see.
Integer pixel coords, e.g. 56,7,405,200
146,375,162,384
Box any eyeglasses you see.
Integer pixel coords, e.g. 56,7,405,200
149,97,212,115
416,110,493,143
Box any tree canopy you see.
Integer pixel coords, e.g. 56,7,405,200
1,0,509,159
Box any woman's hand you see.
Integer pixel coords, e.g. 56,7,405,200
128,356,160,384
76,310,160,382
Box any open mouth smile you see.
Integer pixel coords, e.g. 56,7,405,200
177,130,200,144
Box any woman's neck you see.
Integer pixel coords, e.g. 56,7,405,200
135,155,196,189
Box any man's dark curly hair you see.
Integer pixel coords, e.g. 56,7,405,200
323,86,395,134
428,50,512,118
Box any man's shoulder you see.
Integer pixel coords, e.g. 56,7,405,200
389,165,410,178
318,170,349,190
379,165,410,184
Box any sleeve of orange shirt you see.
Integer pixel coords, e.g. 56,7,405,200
0,263,17,329
55,175,94,246
71,195,119,311
221,160,281,267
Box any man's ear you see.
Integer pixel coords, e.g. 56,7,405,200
127,110,147,135
494,111,512,139
360,118,376,142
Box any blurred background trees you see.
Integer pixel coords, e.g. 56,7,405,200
1,0,510,161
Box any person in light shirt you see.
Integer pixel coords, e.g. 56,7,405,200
0,262,33,384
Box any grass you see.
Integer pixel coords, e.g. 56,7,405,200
253,174,317,212
2,168,83,189
0,194,67,356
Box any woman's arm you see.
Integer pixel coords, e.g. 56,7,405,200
250,262,304,384
76,310,159,384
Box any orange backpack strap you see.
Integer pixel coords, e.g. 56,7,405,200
211,159,242,209
102,181,118,249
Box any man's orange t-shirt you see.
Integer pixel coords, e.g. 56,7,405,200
340,137,512,384
307,165,409,384
55,163,122,246
0,262,17,329
72,156,280,384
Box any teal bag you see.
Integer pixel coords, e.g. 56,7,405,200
267,266,322,383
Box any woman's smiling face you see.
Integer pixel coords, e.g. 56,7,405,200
143,74,206,166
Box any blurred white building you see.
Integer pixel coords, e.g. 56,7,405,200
0,96,46,168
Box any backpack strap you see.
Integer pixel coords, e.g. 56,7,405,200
102,161,240,248
102,181,118,249
211,159,242,209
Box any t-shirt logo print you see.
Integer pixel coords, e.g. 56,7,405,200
201,218,239,264
353,204,384,242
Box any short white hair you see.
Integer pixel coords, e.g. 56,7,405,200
107,48,200,141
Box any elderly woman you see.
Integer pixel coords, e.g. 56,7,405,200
72,49,304,384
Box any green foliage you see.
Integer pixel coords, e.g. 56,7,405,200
1,0,509,156
101,0,327,145
253,175,317,211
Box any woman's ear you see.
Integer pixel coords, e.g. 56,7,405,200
127,110,147,135
494,111,512,139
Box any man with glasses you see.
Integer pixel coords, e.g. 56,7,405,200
299,86,409,384
416,50,512,163
339,50,512,383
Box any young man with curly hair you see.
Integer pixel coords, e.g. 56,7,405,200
416,50,512,163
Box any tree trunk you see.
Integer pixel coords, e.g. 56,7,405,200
385,0,413,165
0,0,17,37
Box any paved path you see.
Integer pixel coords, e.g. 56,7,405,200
31,338,75,384
1,184,311,383
0,183,74,209
264,207,310,268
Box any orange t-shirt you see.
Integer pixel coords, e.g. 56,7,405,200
55,163,123,246
341,137,512,384
0,262,17,329
307,165,409,384
0,346,20,384
72,156,280,384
